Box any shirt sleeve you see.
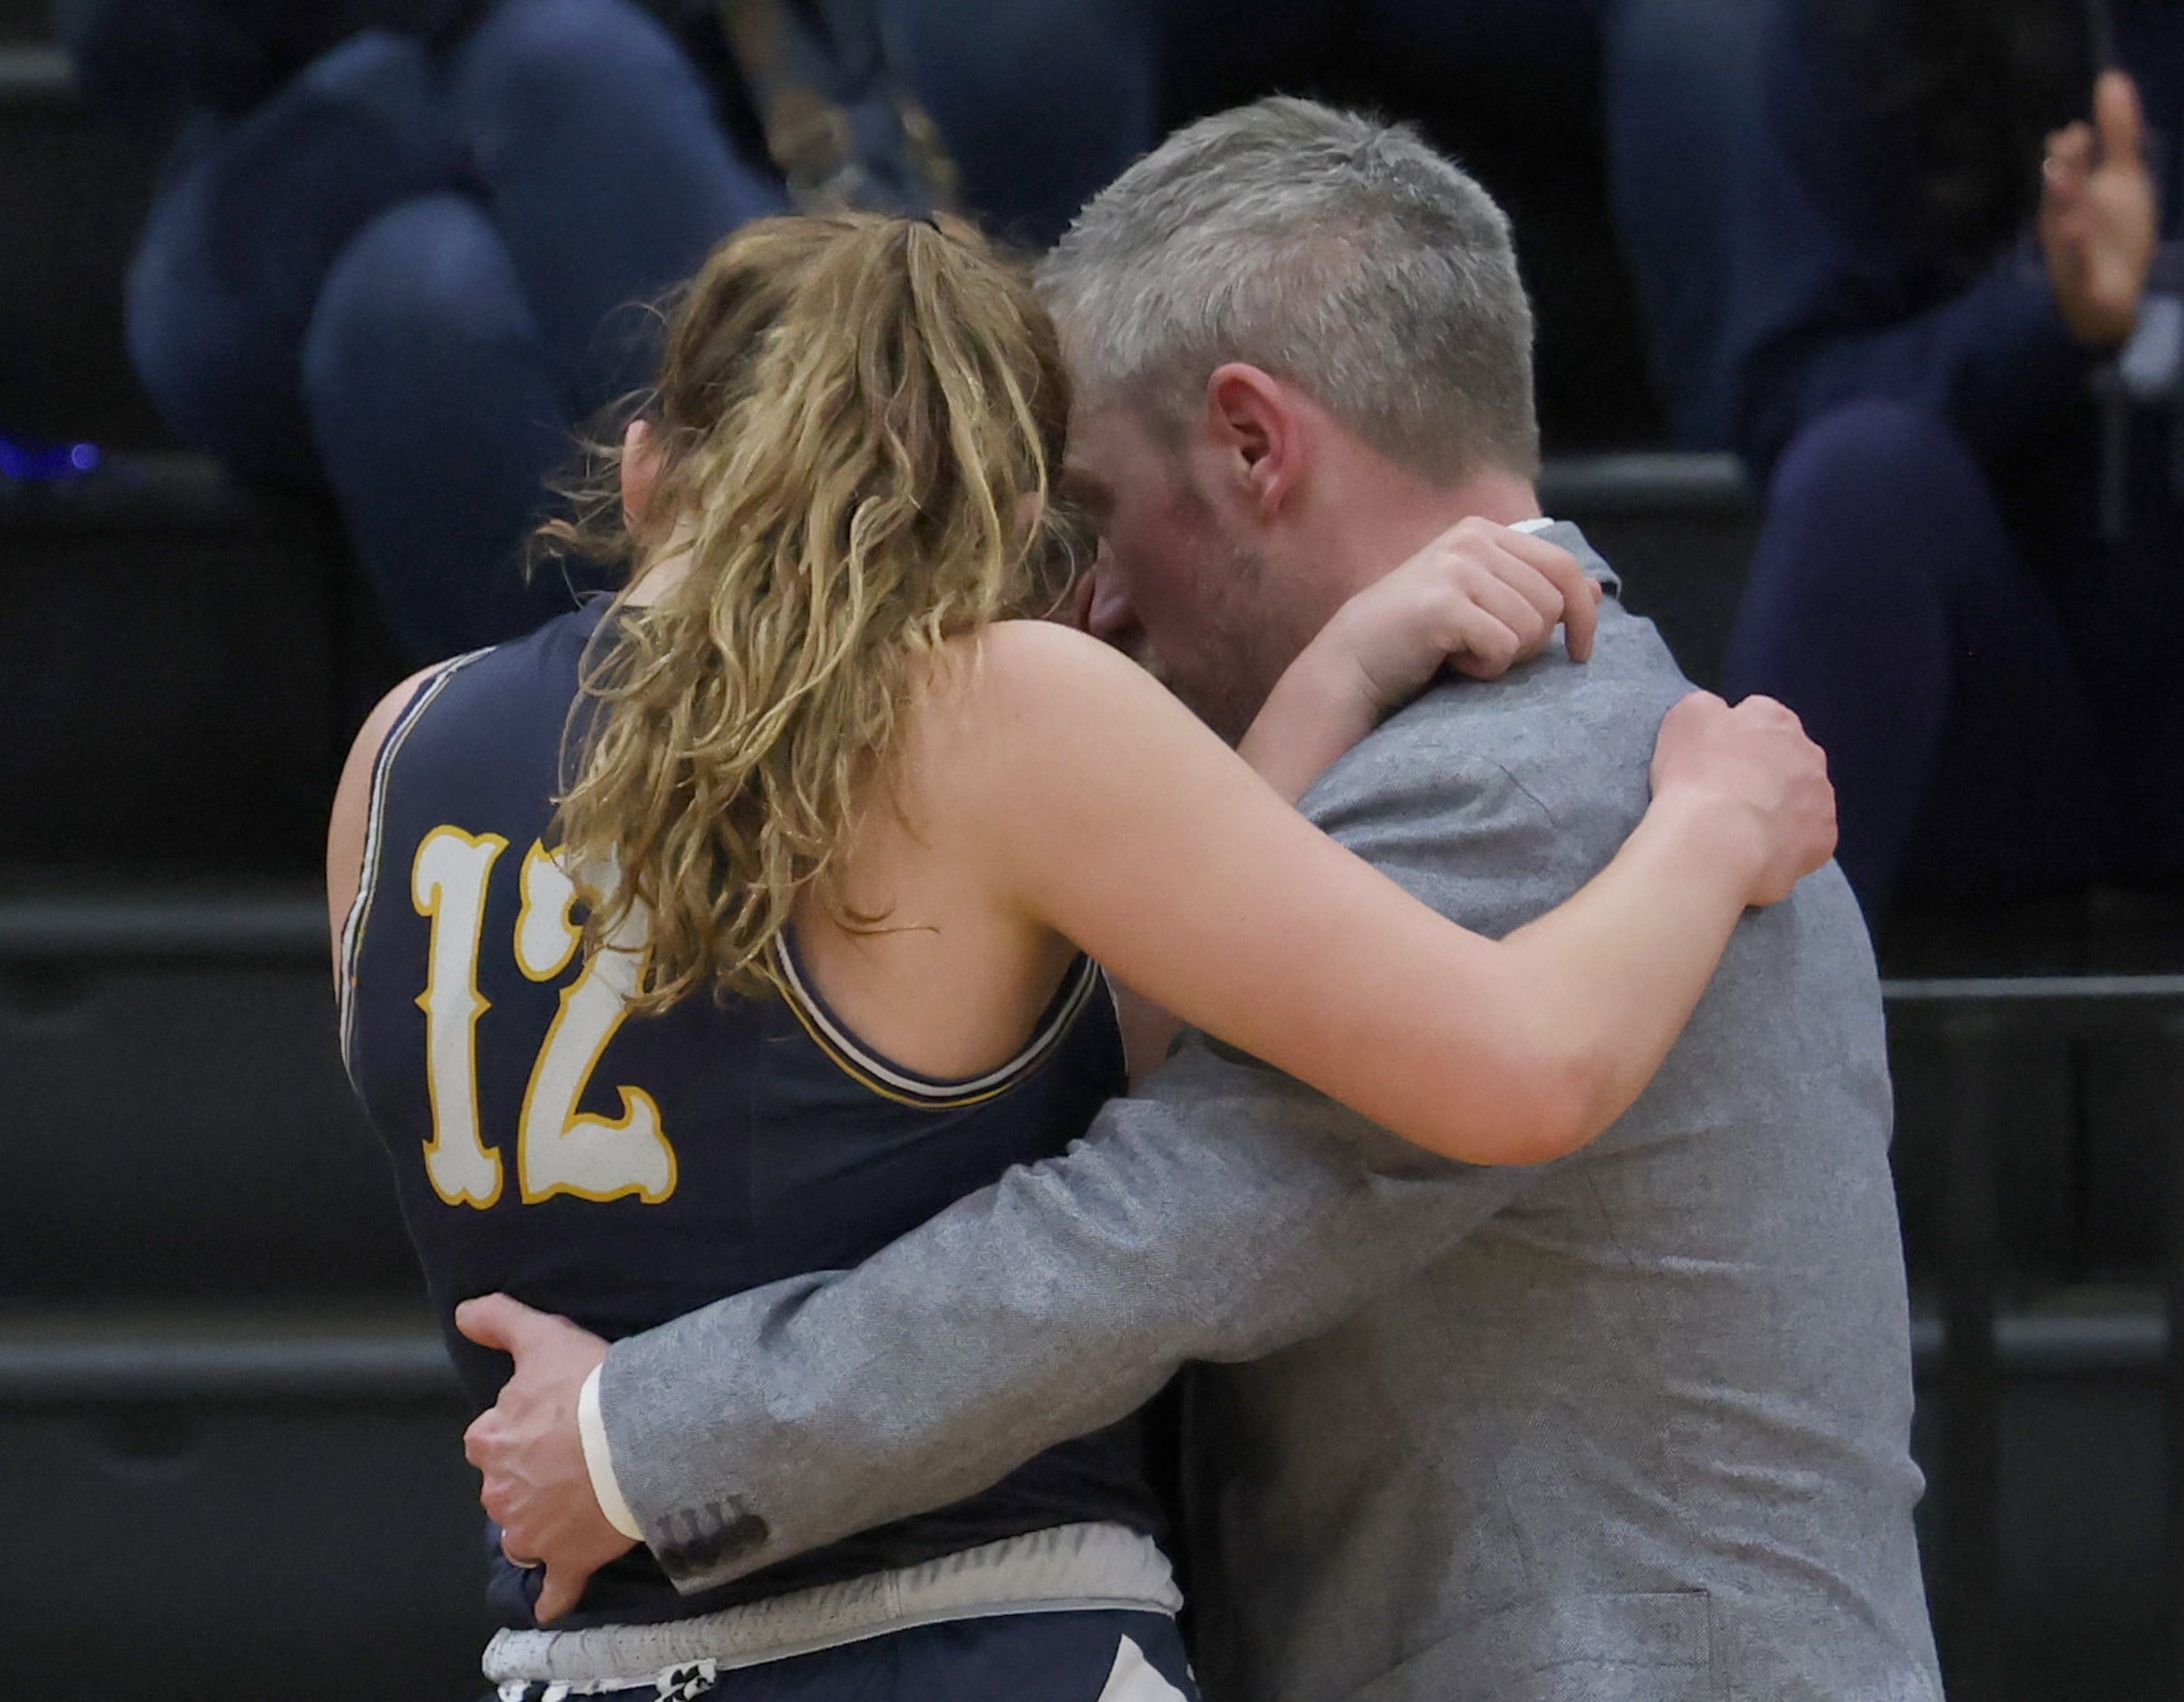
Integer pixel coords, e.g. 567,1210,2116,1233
597,1040,1540,1591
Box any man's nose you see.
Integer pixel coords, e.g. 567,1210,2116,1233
1086,565,1140,648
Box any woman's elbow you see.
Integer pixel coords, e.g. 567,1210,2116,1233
1420,1045,1606,1168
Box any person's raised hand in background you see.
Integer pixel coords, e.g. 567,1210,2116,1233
2043,70,2159,349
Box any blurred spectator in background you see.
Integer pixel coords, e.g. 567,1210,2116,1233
883,0,1163,249
889,0,1686,446
1716,0,2180,922
54,0,1743,663
56,0,789,662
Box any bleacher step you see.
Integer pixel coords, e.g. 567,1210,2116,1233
0,886,418,1301
0,44,67,99
0,4,53,48
0,40,166,450
0,884,326,958
0,459,380,875
0,1315,488,1698
0,1307,453,1403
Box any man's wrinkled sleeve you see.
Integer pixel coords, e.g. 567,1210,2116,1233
600,746,1554,1594
603,1049,1533,1591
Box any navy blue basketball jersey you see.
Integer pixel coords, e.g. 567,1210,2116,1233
339,602,1160,1630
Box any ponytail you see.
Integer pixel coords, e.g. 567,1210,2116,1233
544,213,1079,1009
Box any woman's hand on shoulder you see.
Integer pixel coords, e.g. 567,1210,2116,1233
1648,691,1838,909
1328,517,1600,699
1239,519,1600,802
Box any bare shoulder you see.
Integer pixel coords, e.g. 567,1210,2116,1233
964,617,1155,698
920,619,1180,745
900,618,1236,856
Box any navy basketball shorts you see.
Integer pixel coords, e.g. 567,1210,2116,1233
487,1608,1199,1702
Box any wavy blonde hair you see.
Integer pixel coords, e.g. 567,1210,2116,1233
542,213,1082,1010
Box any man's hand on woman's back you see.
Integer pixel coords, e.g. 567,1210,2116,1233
456,1292,630,1626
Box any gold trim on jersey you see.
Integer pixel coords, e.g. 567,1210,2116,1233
337,647,494,1079
769,936,1103,1111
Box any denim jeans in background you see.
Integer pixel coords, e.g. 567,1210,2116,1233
885,0,1607,256
881,0,1163,249
1725,399,2184,916
878,0,1765,445
125,0,786,663
1603,0,1779,449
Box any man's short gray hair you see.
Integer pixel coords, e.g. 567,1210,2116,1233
1039,96,1539,482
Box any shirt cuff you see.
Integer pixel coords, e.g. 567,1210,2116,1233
578,1362,643,1542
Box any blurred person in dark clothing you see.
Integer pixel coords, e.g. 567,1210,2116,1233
58,0,787,662
1605,0,1783,446
887,0,1704,443
1715,0,2180,922
883,0,1163,249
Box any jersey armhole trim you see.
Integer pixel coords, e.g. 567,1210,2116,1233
769,937,1104,1111
336,648,494,1078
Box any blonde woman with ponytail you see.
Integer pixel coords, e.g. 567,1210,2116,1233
329,213,1832,1695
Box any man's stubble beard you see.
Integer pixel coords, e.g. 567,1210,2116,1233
1154,538,1298,748
1138,485,1300,747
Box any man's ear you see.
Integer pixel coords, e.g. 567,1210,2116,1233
620,417,663,528
1203,363,1302,521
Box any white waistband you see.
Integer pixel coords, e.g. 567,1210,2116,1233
482,1522,1180,1688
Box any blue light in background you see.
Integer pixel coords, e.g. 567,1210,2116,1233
0,435,105,482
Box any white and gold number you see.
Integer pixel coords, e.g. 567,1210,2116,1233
411,827,509,1208
513,844,676,1204
409,832,676,1209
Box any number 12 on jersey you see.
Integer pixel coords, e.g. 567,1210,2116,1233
411,827,678,1209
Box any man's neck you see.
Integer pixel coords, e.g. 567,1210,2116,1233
1310,459,1546,608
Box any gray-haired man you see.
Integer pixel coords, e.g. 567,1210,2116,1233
463,98,1941,1699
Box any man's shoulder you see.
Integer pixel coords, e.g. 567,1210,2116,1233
1302,593,1688,840
1291,592,1694,937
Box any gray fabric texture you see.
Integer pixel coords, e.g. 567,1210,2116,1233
599,525,1942,1701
